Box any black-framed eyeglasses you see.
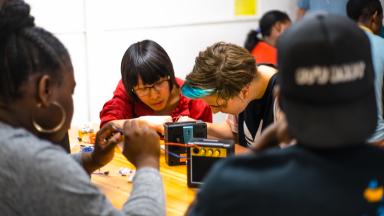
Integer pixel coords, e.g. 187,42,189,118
133,77,170,97
207,92,229,110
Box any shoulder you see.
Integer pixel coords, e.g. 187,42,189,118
110,79,134,102
258,64,277,75
191,147,301,214
368,33,384,48
297,0,309,9
175,77,184,87
0,125,114,214
258,65,278,89
364,31,381,41
9,132,86,179
364,33,384,61
252,41,276,53
0,124,61,162
0,124,90,188
269,72,279,86
0,123,86,176
258,41,275,49
115,79,125,90
114,80,131,97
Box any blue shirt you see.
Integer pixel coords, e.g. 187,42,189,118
364,29,384,142
298,0,348,16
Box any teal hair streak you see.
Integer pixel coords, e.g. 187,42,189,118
181,84,215,99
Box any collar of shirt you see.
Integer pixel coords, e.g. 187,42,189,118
359,24,374,34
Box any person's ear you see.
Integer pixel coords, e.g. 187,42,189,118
36,74,53,106
274,22,282,33
240,84,250,100
372,11,379,20
371,11,381,34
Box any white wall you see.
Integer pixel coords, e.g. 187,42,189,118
27,0,298,125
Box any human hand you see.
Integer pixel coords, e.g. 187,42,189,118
251,114,294,152
374,140,384,148
121,119,160,169
91,123,122,167
175,116,196,122
137,115,172,135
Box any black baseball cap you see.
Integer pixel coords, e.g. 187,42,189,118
277,14,377,148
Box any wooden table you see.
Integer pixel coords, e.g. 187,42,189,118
69,127,247,216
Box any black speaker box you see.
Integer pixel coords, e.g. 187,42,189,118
187,138,234,187
164,121,207,166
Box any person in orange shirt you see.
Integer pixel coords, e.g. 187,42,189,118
244,10,291,66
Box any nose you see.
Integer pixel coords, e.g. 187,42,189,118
148,87,160,99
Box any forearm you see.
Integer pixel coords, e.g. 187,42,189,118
79,152,105,175
111,117,171,135
206,122,236,140
123,167,165,216
71,153,101,175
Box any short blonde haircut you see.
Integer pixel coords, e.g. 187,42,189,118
186,42,257,100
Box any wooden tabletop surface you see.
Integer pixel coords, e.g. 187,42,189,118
69,127,247,216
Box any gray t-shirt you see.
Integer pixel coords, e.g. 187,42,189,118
0,122,165,216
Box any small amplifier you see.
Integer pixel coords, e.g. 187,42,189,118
164,121,207,166
187,138,234,188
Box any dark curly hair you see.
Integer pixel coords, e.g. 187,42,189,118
0,0,72,102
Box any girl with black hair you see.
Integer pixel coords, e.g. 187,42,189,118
100,40,212,132
244,10,291,66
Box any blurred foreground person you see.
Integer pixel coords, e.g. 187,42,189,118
0,0,164,215
187,14,384,216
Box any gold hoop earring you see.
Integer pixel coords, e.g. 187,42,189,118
32,101,66,133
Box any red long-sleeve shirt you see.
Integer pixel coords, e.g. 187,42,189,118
99,78,212,127
251,41,277,66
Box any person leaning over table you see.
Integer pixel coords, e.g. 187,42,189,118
181,42,279,148
99,40,212,134
347,0,384,147
0,0,164,215
187,13,384,216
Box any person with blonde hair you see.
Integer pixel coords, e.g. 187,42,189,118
182,42,278,147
